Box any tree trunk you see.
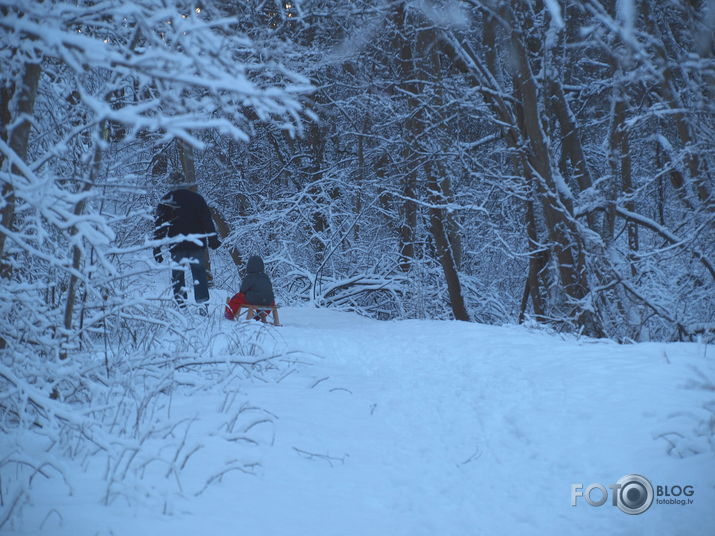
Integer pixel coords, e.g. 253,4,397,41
0,62,41,278
439,175,463,269
354,114,369,241
395,4,418,272
306,117,329,248
509,9,600,336
519,196,547,322
398,165,417,272
61,122,106,359
177,138,196,183
426,162,470,321
548,78,597,229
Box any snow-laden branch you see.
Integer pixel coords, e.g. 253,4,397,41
0,0,312,144
615,206,715,280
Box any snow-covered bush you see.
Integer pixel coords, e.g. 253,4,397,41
0,0,310,527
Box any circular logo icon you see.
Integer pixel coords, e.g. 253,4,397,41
615,474,654,515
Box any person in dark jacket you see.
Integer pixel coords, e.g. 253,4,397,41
154,174,220,308
225,255,275,320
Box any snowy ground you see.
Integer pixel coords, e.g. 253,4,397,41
6,302,715,535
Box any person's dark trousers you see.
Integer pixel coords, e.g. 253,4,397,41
171,247,209,306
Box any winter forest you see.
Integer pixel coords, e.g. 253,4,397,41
1,0,714,534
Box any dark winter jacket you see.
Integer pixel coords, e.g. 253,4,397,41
239,255,275,306
154,189,220,251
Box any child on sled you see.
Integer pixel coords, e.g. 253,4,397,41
225,255,276,321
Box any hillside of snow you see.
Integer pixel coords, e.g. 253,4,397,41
4,303,714,535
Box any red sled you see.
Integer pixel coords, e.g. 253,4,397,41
225,294,280,326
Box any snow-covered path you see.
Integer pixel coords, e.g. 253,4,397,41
13,306,715,535
183,307,714,535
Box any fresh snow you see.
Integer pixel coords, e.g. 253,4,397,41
5,303,714,535
544,0,564,30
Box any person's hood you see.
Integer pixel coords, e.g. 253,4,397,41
246,255,264,273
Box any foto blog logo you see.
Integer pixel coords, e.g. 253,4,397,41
572,474,654,515
571,474,695,515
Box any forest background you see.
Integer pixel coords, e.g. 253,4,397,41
1,0,713,348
